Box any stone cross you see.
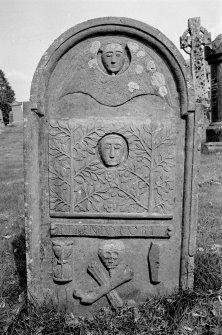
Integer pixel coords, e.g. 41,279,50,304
180,17,211,102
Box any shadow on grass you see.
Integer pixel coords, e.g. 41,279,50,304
11,228,27,290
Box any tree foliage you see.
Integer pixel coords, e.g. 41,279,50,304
0,70,15,125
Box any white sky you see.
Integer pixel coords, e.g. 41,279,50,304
0,0,221,101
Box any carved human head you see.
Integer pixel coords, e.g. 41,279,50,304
100,42,126,75
98,134,128,167
98,240,125,270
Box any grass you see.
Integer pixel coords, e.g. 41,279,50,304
0,125,222,334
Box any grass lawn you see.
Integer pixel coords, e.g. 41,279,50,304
0,125,222,334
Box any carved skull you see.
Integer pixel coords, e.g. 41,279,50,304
101,43,126,75
98,240,125,270
98,134,128,167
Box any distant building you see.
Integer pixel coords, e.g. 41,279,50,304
11,101,23,123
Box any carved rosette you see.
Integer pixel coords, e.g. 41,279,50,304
49,119,175,215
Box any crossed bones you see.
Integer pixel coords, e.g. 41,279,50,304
73,261,134,308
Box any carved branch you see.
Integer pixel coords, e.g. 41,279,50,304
72,125,105,153
50,121,71,137
153,132,174,151
124,166,149,187
73,161,101,179
127,127,152,158
114,185,148,211
49,142,70,159
49,170,71,187
73,187,108,211
50,192,70,208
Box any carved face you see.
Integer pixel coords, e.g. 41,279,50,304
101,43,126,75
98,241,125,270
98,134,127,167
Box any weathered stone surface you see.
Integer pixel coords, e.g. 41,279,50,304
24,17,200,315
205,34,222,151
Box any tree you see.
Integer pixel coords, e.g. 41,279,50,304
0,70,15,125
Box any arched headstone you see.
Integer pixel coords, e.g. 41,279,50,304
24,17,201,314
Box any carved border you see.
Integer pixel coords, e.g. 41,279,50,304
50,212,173,219
51,222,172,238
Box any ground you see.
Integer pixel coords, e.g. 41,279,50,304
0,125,25,296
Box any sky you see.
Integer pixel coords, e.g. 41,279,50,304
0,0,221,102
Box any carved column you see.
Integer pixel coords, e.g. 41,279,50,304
205,34,222,145
180,17,211,102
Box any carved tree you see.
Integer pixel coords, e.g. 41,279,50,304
49,120,71,211
49,120,175,214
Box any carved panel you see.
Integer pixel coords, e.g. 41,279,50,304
73,240,134,308
52,240,73,283
49,121,71,212
49,119,175,216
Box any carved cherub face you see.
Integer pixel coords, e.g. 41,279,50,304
98,134,127,167
98,241,125,270
101,43,126,75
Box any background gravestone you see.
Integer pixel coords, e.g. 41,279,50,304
24,17,201,314
204,34,222,151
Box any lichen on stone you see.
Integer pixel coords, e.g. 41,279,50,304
136,50,146,58
88,58,98,69
128,81,140,92
147,60,156,72
135,64,144,74
127,41,139,52
90,41,101,54
151,72,166,87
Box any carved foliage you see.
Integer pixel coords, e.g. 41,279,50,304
49,121,71,211
49,120,175,214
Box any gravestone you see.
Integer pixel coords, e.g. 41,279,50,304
11,101,23,124
204,34,222,151
24,17,201,314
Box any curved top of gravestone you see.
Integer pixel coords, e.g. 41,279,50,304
30,17,194,116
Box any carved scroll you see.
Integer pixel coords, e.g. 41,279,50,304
49,119,175,216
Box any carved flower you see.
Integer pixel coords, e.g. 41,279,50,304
104,199,117,212
105,170,118,183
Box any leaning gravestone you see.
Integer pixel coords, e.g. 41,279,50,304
24,17,201,314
